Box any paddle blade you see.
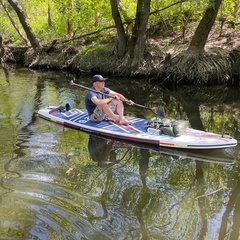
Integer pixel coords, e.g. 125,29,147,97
157,106,166,118
153,107,158,115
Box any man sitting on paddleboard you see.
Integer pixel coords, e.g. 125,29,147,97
85,74,134,125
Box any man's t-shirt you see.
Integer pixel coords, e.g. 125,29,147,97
85,87,110,115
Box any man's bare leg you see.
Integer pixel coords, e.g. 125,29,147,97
99,100,132,125
114,99,132,125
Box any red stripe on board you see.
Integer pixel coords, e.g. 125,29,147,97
64,122,80,129
110,121,139,133
159,142,175,147
50,110,60,115
121,125,139,133
56,120,64,125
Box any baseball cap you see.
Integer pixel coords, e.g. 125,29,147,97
92,74,108,82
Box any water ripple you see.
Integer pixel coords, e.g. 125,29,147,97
0,171,111,240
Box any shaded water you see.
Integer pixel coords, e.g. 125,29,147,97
0,65,239,240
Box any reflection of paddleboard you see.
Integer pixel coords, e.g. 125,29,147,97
38,106,238,150
156,147,235,164
89,135,235,165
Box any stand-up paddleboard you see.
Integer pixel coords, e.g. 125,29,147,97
38,106,238,150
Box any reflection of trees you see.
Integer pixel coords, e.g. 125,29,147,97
0,68,45,238
164,86,239,136
134,149,151,240
1,64,11,83
0,69,46,178
195,161,208,240
88,167,113,221
219,178,240,240
167,86,216,131
86,135,133,221
85,133,238,239
87,137,153,239
0,67,45,176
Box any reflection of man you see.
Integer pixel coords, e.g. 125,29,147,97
88,135,118,167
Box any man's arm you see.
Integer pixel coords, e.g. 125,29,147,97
91,96,112,106
109,90,134,105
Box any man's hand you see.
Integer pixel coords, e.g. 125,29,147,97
125,99,134,105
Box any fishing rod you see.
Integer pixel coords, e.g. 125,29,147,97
70,80,165,117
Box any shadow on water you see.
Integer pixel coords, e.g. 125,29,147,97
0,65,239,239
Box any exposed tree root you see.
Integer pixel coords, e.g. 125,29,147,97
163,51,233,85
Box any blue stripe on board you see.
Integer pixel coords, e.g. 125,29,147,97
72,115,89,122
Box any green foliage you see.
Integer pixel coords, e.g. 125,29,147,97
0,0,239,44
221,0,240,23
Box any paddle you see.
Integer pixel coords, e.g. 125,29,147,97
70,80,165,117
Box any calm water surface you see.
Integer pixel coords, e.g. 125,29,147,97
0,65,239,240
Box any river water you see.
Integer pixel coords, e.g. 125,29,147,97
0,65,239,240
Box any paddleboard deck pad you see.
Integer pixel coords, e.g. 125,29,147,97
38,106,238,150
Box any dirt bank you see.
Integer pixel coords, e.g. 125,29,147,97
2,26,240,86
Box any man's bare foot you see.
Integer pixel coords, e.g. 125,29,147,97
119,117,132,125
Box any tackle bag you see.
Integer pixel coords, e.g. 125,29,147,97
147,118,189,137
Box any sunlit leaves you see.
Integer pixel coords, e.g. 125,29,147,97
1,0,239,43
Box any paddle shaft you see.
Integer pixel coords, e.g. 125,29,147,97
70,80,153,111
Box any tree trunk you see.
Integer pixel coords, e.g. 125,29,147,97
0,36,4,63
110,0,128,58
129,0,151,67
67,0,74,37
0,0,28,45
118,0,132,22
7,0,41,51
48,3,52,28
188,0,223,53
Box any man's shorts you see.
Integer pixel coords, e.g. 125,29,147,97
90,102,116,122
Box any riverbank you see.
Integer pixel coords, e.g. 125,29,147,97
2,25,240,86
